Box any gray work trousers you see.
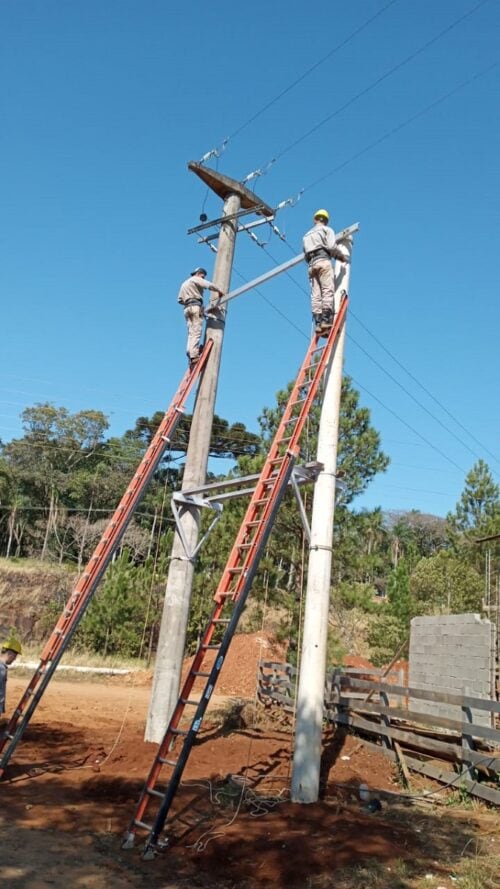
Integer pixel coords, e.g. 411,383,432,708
184,304,203,359
308,258,334,315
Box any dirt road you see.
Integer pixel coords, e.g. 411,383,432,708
1,655,499,888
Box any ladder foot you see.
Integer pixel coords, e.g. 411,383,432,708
121,832,136,850
142,839,168,860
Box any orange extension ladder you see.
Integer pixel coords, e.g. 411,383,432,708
123,296,348,858
0,342,214,776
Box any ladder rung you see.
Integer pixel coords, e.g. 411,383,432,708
133,819,154,832
246,520,262,527
171,727,189,736
146,787,165,799
201,644,221,650
158,757,178,766
192,671,211,678
227,567,243,574
212,618,231,624
180,698,201,706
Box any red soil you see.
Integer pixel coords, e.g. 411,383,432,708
0,636,492,888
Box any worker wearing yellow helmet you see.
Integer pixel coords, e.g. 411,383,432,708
303,209,349,335
0,629,22,717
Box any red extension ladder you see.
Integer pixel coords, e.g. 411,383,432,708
123,296,348,858
0,342,214,775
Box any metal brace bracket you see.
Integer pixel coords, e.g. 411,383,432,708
171,493,224,562
171,461,325,561
290,473,312,543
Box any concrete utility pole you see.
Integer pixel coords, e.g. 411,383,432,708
146,164,273,743
291,239,354,802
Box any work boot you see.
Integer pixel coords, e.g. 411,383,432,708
320,310,334,331
189,355,199,371
313,314,323,334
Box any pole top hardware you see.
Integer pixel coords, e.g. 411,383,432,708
188,162,274,218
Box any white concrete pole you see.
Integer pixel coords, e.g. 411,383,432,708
291,240,353,803
145,193,240,743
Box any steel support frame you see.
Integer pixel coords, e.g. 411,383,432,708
187,205,268,235
198,218,273,244
170,462,323,560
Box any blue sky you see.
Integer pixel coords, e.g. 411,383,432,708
1,0,499,518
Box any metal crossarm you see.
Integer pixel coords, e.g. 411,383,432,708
0,342,214,776
124,296,348,858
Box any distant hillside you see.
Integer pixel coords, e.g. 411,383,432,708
0,559,75,643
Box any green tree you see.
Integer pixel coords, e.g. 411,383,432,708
367,614,405,667
447,460,500,541
386,510,447,568
259,374,389,504
3,404,109,560
409,551,483,615
126,411,261,460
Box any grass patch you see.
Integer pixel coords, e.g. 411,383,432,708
14,644,151,674
0,556,77,575
452,850,500,888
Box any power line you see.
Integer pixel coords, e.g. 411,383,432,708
227,0,401,142
233,258,469,476
349,311,500,469
350,375,467,475
273,0,492,165
0,504,175,522
347,331,495,470
259,208,499,474
302,58,498,193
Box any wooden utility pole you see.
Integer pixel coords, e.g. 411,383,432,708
291,240,354,802
146,164,273,742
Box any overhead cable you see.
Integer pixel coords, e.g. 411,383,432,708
301,58,498,194
249,247,481,476
227,0,401,142
273,0,493,164
349,311,500,469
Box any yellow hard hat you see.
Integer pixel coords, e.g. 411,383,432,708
1,628,22,655
314,208,329,222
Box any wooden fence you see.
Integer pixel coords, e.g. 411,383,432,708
257,661,500,806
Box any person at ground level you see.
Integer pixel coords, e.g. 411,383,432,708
303,209,349,335
177,268,225,367
0,630,22,720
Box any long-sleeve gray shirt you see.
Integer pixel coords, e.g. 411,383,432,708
0,661,7,714
303,222,348,266
303,222,337,257
177,275,220,305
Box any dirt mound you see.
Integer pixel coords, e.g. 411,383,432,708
182,631,288,698
342,654,375,669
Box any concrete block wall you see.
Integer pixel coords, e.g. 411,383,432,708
408,613,495,727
